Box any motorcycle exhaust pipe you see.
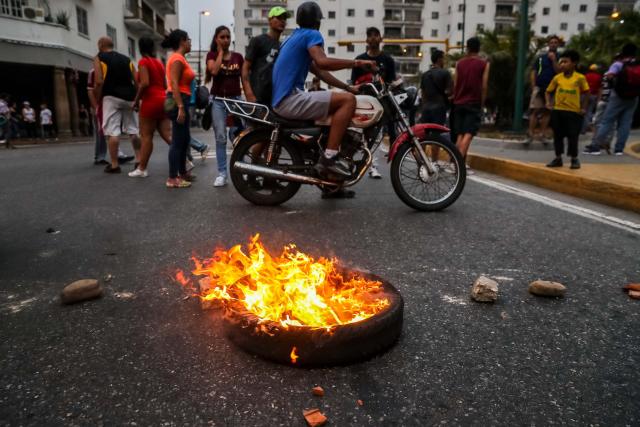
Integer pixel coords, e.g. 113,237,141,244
233,162,339,187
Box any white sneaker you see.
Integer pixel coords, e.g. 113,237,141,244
369,166,382,179
186,160,195,171
465,164,475,175
128,168,148,178
213,175,227,187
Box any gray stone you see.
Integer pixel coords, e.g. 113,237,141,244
471,276,498,302
528,280,566,297
61,279,103,304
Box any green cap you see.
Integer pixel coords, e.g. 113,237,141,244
268,6,290,19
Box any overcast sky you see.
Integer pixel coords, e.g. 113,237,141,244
178,0,234,52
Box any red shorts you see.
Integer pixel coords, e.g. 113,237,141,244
140,95,166,120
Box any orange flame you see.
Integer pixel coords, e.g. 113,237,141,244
179,234,389,328
290,346,299,364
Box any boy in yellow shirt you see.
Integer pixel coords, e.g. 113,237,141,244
545,50,590,169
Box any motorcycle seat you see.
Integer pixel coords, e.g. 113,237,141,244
269,112,315,129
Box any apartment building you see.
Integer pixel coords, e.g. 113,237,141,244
233,0,639,84
0,0,176,136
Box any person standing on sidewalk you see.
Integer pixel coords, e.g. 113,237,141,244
584,43,639,156
164,29,196,188
420,49,452,130
582,64,602,134
206,26,244,188
0,93,12,148
526,35,560,144
351,26,397,179
93,36,141,174
39,103,54,139
545,50,590,170
21,102,37,138
452,37,490,171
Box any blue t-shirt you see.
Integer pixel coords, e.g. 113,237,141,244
272,28,324,107
534,53,556,91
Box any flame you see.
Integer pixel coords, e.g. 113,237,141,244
290,346,299,364
179,234,389,328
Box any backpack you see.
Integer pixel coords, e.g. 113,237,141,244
614,60,640,99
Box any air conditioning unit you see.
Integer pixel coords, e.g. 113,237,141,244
22,6,46,22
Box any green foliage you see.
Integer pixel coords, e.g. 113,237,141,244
55,10,70,29
567,11,640,67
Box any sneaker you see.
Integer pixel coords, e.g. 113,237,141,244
369,166,382,179
128,168,148,178
94,159,109,165
186,160,195,171
200,145,210,161
118,155,135,164
570,157,581,169
546,157,563,168
523,137,533,145
582,146,601,155
614,150,624,156
180,172,196,182
321,188,356,199
314,155,351,178
213,175,227,187
465,164,475,175
166,177,191,188
104,164,121,174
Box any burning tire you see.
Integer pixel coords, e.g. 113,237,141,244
222,272,403,367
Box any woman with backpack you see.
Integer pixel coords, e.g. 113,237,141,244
206,26,244,187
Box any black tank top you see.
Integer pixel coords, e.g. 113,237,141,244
98,51,136,101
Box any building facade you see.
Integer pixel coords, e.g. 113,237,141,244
0,0,176,136
233,0,640,85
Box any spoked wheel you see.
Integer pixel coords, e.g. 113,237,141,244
230,131,303,206
390,134,466,211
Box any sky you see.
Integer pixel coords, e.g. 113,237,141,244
178,0,234,53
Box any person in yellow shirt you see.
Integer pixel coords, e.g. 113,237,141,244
545,50,590,169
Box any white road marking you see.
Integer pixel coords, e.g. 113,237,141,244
469,175,640,236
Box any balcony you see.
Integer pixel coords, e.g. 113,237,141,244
383,0,424,9
248,0,287,6
248,18,269,26
125,1,166,39
146,0,175,15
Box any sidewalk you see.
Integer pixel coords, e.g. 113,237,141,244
468,130,640,213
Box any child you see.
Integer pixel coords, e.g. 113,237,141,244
545,50,590,169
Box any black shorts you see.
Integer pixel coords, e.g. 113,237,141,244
550,110,582,139
420,105,448,126
453,104,482,136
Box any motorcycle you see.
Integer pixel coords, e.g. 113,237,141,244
218,75,465,211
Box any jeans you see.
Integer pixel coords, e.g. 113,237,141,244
168,92,191,178
590,101,615,148
594,91,639,152
581,94,598,134
212,97,239,177
93,115,107,161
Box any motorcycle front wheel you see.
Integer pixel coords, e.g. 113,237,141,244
230,130,303,206
390,134,466,211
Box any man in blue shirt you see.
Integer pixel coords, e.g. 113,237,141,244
527,35,560,144
272,2,376,178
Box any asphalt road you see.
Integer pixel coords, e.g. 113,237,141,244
1,139,639,426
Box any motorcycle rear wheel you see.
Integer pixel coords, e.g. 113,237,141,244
230,130,303,206
390,134,466,211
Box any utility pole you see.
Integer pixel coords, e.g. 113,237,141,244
461,0,467,53
198,10,210,85
513,0,529,132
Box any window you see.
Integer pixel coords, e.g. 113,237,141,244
560,22,568,30
366,9,374,17
478,5,485,13
541,26,549,34
457,22,463,30
580,4,587,13
561,4,569,12
76,6,88,36
261,9,269,18
405,10,421,21
477,23,485,31
447,24,450,32
128,37,136,59
347,45,354,52
106,24,117,49
431,11,439,19
385,9,401,21
347,26,354,35
431,29,438,37
262,27,268,34
328,29,336,36
245,27,252,37
542,7,550,15
347,8,354,17
0,0,25,17
328,46,335,54
244,9,252,18
458,4,465,12
448,5,451,14
328,11,335,19
577,23,585,31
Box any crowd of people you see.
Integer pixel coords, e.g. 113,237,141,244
0,97,60,147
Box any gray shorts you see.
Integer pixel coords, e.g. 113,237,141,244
274,89,332,121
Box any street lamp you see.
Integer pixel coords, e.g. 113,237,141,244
611,7,620,20
198,10,211,85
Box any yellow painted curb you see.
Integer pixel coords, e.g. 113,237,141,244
625,141,640,160
467,154,640,214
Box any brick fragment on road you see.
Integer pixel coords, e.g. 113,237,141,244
528,280,566,297
357,399,364,406
303,408,327,427
471,276,498,302
311,386,324,397
60,279,103,304
628,290,640,300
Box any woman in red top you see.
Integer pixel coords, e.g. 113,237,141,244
130,37,170,178
206,26,244,187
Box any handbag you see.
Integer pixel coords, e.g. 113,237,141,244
195,85,210,109
201,102,212,131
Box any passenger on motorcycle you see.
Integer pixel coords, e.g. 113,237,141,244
271,1,377,178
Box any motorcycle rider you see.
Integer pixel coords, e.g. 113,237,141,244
272,1,376,179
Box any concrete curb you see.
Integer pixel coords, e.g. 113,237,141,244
625,141,640,160
467,154,640,214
